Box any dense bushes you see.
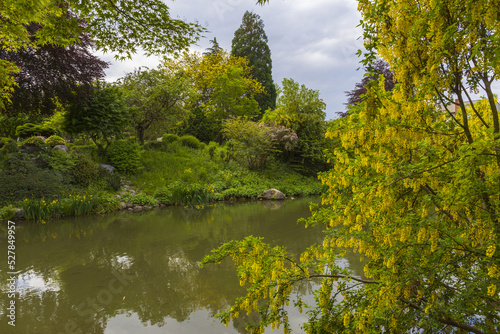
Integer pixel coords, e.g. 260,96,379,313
0,153,66,205
72,153,100,187
21,136,46,147
16,123,57,138
162,133,180,143
107,140,143,174
179,135,202,149
46,135,66,147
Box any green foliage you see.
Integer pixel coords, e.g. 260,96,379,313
162,133,180,143
143,140,167,151
207,141,218,158
71,153,100,187
97,167,121,192
0,114,28,138
1,0,204,109
21,194,99,221
21,136,46,147
169,181,215,206
130,193,157,207
45,135,66,147
48,150,76,174
107,140,143,175
153,186,171,205
0,138,18,154
94,192,121,213
64,81,127,154
179,134,202,149
231,11,276,115
182,107,220,143
222,118,272,169
262,78,327,174
16,123,56,138
0,153,65,205
119,67,193,143
0,205,16,220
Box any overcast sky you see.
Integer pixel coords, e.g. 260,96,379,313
97,0,366,120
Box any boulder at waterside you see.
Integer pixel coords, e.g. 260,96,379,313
259,189,286,200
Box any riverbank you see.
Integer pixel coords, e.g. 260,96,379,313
0,136,324,222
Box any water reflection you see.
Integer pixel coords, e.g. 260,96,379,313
0,198,364,334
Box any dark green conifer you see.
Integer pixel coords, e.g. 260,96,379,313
231,11,276,116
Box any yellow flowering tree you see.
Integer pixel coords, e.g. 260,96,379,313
202,0,500,333
175,50,264,121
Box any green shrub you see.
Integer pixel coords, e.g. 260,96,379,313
21,136,46,147
153,187,171,205
0,137,10,149
16,123,56,138
130,193,157,206
0,139,18,154
49,150,76,173
98,167,121,191
210,181,227,193
72,153,100,187
207,141,218,158
46,135,66,147
162,134,180,143
179,135,202,149
0,154,65,205
0,205,16,220
144,140,167,151
71,144,99,160
107,140,143,175
95,193,121,213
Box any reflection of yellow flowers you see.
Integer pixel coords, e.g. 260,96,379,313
41,220,46,224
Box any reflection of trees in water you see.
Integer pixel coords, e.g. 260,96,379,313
0,198,321,333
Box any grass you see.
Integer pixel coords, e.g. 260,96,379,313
129,144,323,203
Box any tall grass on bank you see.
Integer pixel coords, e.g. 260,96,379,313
169,181,215,206
20,193,120,222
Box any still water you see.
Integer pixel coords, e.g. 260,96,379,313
0,198,363,334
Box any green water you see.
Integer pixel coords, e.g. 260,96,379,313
0,198,363,334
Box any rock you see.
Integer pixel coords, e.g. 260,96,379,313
14,208,24,219
133,205,143,211
53,144,69,153
259,189,286,200
156,137,162,141
120,202,127,210
99,164,115,173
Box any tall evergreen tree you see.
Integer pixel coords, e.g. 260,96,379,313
231,11,276,115
204,37,223,56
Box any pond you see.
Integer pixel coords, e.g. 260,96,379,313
0,197,364,334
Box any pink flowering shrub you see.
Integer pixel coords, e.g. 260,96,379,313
265,123,298,151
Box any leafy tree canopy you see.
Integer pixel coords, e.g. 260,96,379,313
340,59,394,117
118,65,194,144
0,22,108,116
1,0,205,108
64,81,127,154
203,0,500,333
174,50,264,122
262,78,326,173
